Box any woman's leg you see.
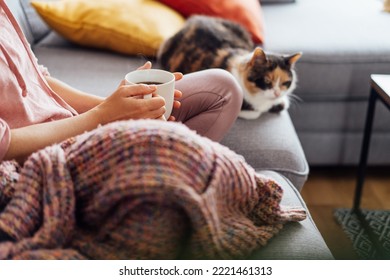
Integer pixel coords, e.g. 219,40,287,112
171,69,243,142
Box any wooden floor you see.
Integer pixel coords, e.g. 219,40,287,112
301,166,390,260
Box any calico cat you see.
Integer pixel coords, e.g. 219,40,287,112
158,15,302,119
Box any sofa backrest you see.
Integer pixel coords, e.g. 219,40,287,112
5,0,51,45
5,0,34,43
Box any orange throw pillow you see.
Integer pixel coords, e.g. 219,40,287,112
158,0,265,44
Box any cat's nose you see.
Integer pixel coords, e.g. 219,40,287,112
274,90,281,97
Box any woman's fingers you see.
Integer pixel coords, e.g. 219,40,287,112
118,79,127,87
174,89,182,99
124,97,166,120
146,106,166,119
137,61,152,70
118,83,157,97
143,96,166,110
173,100,181,109
173,72,183,81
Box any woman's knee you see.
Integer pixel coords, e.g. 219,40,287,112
205,69,243,111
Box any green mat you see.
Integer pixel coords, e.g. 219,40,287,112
334,208,390,259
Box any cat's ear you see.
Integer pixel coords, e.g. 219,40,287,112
249,47,267,66
285,52,302,66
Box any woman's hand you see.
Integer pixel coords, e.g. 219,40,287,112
92,81,166,125
138,61,183,121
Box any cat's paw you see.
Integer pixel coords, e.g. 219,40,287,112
239,110,262,119
268,103,285,113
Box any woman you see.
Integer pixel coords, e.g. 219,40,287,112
0,0,243,164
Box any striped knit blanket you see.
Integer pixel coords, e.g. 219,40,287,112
0,120,306,259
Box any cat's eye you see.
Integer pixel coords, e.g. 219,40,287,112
264,78,272,87
282,81,292,88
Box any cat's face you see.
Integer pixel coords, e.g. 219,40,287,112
243,48,301,101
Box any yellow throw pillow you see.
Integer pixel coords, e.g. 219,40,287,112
31,0,185,57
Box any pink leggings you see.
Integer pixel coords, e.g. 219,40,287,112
172,69,243,142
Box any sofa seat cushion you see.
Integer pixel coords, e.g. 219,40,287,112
221,112,309,191
262,0,390,100
33,41,140,94
250,171,333,259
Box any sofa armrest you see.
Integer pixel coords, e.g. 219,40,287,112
250,171,334,259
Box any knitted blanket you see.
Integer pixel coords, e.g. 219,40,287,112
0,120,306,259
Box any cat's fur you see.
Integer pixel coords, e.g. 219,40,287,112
158,15,302,119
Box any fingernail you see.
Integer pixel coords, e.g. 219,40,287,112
143,93,152,99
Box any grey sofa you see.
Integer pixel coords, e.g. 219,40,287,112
7,0,334,259
261,0,390,165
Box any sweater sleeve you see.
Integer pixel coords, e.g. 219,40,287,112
0,119,11,162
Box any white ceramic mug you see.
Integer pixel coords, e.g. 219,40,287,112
125,69,175,119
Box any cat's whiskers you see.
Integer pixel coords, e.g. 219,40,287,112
288,93,303,108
